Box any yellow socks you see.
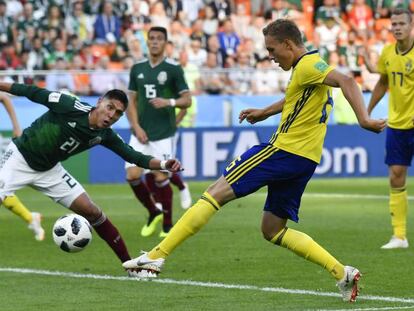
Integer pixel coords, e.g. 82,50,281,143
271,227,345,280
2,195,32,224
389,187,408,239
148,192,220,259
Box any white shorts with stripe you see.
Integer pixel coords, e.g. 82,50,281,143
125,134,175,170
0,142,85,208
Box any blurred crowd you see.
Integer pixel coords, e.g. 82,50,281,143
0,0,412,96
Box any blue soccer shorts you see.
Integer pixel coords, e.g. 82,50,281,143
223,143,317,222
385,127,414,166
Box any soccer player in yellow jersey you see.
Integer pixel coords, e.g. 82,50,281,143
368,9,414,249
0,92,45,241
124,19,386,302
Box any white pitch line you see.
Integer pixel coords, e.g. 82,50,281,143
19,192,414,202
1,267,414,305
315,306,414,311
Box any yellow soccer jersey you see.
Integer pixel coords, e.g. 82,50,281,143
270,51,334,163
377,43,414,129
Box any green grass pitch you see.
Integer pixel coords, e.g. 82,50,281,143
0,178,413,310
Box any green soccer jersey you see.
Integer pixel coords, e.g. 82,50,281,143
128,58,189,141
11,84,153,171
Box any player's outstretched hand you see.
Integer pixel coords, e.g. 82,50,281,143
134,126,148,144
165,159,182,172
149,98,170,109
360,118,387,133
239,108,266,124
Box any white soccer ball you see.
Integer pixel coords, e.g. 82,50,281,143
52,214,92,253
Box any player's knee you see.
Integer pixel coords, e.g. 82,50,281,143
126,167,142,180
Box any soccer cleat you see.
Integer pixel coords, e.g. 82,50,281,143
180,183,192,209
336,266,361,302
141,212,163,237
381,236,409,249
159,225,172,238
28,212,45,241
123,251,164,278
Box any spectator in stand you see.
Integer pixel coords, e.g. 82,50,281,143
165,40,177,60
182,0,204,24
170,20,190,52
360,49,380,92
264,0,302,21
70,54,91,96
0,43,21,70
244,16,268,60
190,19,208,49
0,1,13,48
116,55,134,92
328,50,351,76
13,2,40,45
377,0,411,19
150,1,170,31
206,34,224,67
65,1,94,42
79,41,98,70
210,0,232,21
127,37,144,62
200,52,225,94
45,57,75,92
227,51,254,95
347,0,374,40
217,19,240,64
203,6,219,36
252,57,280,95
85,0,104,16
18,25,36,54
40,4,66,44
187,38,207,67
44,38,73,70
94,1,121,44
339,30,363,74
315,0,342,26
90,55,119,95
163,0,183,20
231,3,251,40
5,0,23,20
27,36,47,70
372,27,391,56
314,17,344,61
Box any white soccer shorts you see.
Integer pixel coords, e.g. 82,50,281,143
125,134,175,170
0,142,85,208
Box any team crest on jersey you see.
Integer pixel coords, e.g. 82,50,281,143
405,60,413,73
89,137,102,146
138,73,144,79
314,61,329,72
157,71,167,85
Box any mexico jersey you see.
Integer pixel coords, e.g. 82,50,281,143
377,43,414,129
270,51,334,163
128,58,189,141
11,84,152,171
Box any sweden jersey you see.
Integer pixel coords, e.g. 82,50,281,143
377,43,414,130
270,51,334,163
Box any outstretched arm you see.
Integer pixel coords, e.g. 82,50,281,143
367,74,388,116
323,70,386,133
0,92,22,137
239,98,285,124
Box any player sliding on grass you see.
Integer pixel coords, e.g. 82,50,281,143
123,19,386,302
0,82,181,276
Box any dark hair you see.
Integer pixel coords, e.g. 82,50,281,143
148,26,168,41
103,89,128,109
391,8,412,23
262,19,303,46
